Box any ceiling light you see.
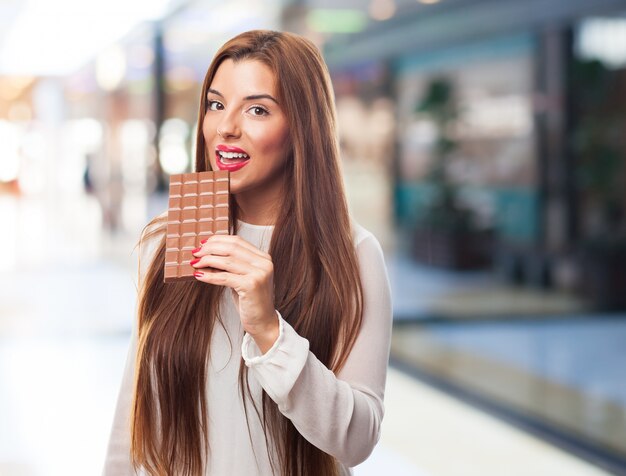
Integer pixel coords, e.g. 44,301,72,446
95,45,127,92
578,18,626,68
369,0,396,21
307,9,368,33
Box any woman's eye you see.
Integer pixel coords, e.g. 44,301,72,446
207,100,223,111
249,106,268,116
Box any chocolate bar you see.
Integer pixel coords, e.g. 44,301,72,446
164,170,230,283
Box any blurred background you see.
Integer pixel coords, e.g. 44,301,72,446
0,0,625,475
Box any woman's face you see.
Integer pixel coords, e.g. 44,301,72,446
202,59,291,201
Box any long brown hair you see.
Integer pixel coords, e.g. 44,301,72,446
131,30,363,476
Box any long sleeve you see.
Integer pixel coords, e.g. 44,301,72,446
102,325,138,475
242,231,393,467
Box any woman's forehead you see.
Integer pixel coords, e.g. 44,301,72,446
209,59,278,97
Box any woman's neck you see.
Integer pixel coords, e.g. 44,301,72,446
235,192,280,226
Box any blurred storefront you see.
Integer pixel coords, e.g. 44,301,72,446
308,0,626,472
318,0,626,303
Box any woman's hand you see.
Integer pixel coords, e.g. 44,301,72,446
190,235,279,353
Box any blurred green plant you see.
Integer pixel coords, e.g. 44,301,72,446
570,58,626,310
571,59,626,245
410,77,492,269
413,76,477,233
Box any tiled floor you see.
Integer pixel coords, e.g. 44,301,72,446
364,368,614,476
0,192,619,475
391,322,626,470
416,318,626,407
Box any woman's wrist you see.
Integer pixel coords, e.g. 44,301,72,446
249,311,280,355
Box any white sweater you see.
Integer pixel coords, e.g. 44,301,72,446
103,220,393,475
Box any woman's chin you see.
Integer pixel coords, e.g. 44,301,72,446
227,178,242,195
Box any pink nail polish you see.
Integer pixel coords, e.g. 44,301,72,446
190,258,200,266
194,271,204,278
200,238,208,244
192,247,202,254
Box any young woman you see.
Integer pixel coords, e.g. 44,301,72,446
103,30,392,476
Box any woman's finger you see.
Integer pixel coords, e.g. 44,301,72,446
193,269,249,289
194,239,272,269
191,254,250,275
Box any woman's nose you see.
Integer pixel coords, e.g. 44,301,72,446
216,113,241,139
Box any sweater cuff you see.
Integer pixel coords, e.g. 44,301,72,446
241,310,285,363
241,310,310,408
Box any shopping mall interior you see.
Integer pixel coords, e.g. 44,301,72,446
0,0,625,475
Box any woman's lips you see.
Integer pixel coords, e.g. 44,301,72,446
215,150,249,172
216,144,249,154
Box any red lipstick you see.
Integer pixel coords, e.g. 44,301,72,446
215,144,250,172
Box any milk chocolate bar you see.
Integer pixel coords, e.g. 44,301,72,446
164,170,230,283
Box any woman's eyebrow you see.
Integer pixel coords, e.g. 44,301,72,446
207,88,278,105
245,94,279,105
207,88,224,98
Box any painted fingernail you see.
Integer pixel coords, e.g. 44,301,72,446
200,238,208,244
194,271,204,278
190,258,200,266
192,247,202,254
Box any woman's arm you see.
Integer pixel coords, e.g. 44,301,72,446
242,231,393,467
